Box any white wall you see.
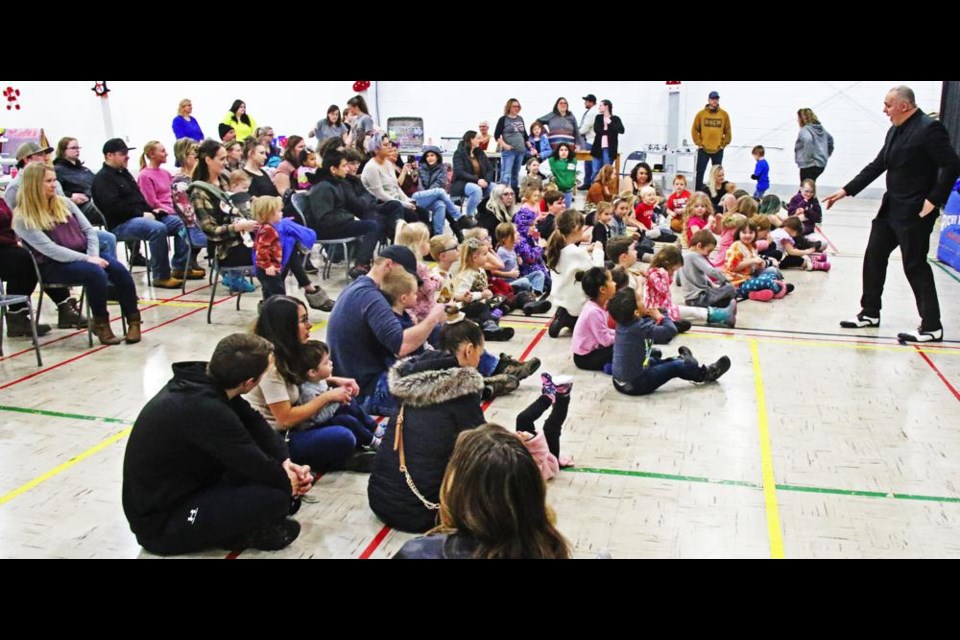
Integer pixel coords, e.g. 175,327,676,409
2,80,942,195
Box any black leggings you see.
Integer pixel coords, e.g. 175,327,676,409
0,245,69,312
135,482,290,556
573,345,613,371
516,394,569,459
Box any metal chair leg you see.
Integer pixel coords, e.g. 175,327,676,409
24,299,42,366
207,266,220,324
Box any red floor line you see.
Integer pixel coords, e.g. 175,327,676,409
0,293,238,390
358,525,393,560
815,224,840,255
0,283,214,362
356,321,550,559
913,345,960,402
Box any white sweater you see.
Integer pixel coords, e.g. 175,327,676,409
549,243,603,316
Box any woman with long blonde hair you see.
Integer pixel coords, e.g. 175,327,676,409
12,163,140,345
394,423,571,559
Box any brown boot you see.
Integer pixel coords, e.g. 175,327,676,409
124,312,142,344
91,316,121,345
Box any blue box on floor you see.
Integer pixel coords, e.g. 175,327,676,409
936,179,960,273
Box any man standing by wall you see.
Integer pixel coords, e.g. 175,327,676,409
580,94,599,188
691,91,731,192
824,86,959,343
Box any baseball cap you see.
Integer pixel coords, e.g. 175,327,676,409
708,91,720,100
102,138,136,155
379,245,422,284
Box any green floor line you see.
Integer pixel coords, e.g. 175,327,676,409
930,259,960,285
566,466,960,504
0,405,129,425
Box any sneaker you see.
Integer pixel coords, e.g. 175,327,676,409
493,354,541,380
57,297,88,329
706,302,736,328
304,287,335,312
701,355,732,383
233,518,301,551
541,372,558,404
153,276,185,290
810,253,828,262
552,374,573,397
523,299,551,316
840,313,880,329
748,290,774,302
650,348,663,361
129,252,147,267
897,327,943,344
223,274,255,294
674,319,693,333
482,374,520,400
677,346,694,363
810,259,831,272
342,450,377,473
348,263,370,280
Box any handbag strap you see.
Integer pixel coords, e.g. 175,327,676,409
395,404,440,511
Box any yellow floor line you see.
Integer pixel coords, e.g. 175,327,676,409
751,339,785,559
0,427,132,507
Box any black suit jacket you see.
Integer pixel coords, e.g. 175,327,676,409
591,114,625,160
844,109,960,228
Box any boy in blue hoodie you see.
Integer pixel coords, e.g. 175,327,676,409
608,287,730,395
751,145,770,198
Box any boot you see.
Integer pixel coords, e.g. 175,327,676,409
124,312,142,344
701,356,732,383
91,316,121,345
482,374,520,400
706,300,737,328
5,308,52,337
304,286,335,312
449,217,465,243
57,297,88,329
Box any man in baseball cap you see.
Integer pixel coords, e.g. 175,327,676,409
101,138,136,155
691,90,732,191
15,141,54,168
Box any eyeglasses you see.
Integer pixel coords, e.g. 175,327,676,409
503,191,515,196
66,146,81,150
442,246,458,253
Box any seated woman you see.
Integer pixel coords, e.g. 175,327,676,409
246,296,365,472
450,130,494,221
12,163,139,345
188,140,258,293
368,318,487,533
170,138,209,273
413,145,468,237
394,423,571,559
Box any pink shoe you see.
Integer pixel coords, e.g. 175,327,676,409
772,281,788,299
811,253,828,262
812,259,831,272
748,290,775,302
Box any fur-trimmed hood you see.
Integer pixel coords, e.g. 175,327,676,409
387,351,484,408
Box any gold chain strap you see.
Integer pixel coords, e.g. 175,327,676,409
395,405,440,511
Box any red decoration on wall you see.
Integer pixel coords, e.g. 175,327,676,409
91,81,111,97
4,87,21,111
352,80,371,93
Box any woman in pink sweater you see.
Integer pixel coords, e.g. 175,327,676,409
571,267,617,371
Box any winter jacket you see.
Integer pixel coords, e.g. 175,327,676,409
451,146,494,198
367,351,486,533
591,114,625,159
418,146,449,191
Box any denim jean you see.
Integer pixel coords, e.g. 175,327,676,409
112,215,188,279
613,356,704,395
412,188,463,235
516,270,546,293
286,425,357,472
591,148,613,178
463,182,491,216
500,150,524,191
695,148,724,192
563,190,573,208
96,230,117,260
41,256,139,318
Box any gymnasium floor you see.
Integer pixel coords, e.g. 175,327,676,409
1,195,958,559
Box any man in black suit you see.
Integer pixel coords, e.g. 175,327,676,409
824,85,960,343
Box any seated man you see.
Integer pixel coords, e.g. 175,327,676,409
122,333,313,556
307,149,381,280
52,137,107,227
91,138,189,288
